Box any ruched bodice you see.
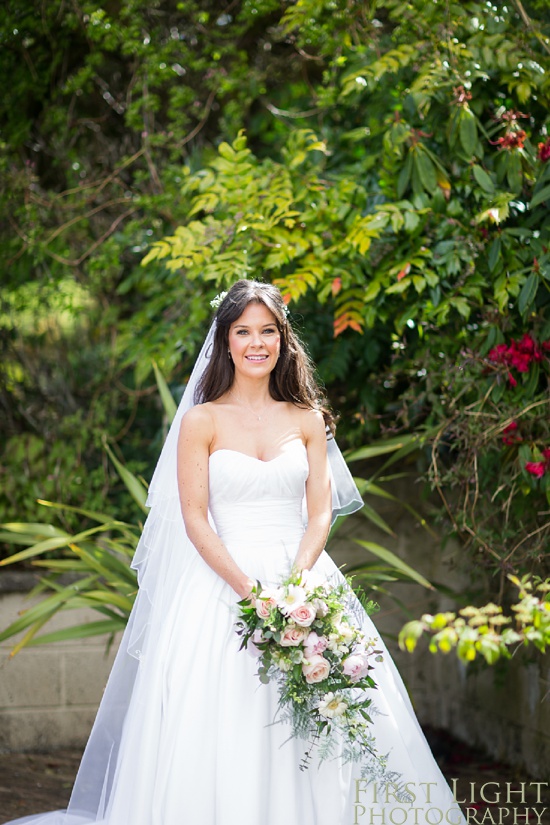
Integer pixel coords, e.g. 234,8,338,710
208,437,308,549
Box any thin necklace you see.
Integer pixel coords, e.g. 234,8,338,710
229,390,270,421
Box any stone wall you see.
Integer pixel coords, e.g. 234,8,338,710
0,572,119,751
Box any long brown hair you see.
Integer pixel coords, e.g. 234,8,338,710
195,280,336,435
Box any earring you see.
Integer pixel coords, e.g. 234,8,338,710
227,349,231,359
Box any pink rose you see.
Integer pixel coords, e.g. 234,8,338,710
279,626,308,647
342,653,371,683
289,603,317,627
304,631,329,657
255,596,277,619
302,654,330,684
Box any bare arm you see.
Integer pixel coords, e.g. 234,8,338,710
177,406,255,599
292,410,332,572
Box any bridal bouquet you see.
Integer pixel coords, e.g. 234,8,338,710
235,568,385,772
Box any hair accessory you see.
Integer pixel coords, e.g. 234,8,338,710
210,288,290,319
210,291,228,310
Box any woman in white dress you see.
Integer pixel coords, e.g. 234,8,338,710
3,280,464,825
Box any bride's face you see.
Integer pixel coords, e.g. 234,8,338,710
227,301,281,380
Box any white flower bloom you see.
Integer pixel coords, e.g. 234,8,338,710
313,598,329,618
318,692,348,719
299,569,325,592
209,291,228,309
335,622,356,644
277,585,307,616
259,586,281,602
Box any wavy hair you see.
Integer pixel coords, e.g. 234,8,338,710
194,280,335,435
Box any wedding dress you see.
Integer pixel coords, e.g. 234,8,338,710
5,437,464,825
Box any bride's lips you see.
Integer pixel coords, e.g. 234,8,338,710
245,355,269,361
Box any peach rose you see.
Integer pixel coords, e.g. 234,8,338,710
279,626,308,647
302,654,330,684
289,603,317,627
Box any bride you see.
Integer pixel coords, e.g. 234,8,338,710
4,280,464,825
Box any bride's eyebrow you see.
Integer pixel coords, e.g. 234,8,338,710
233,323,276,329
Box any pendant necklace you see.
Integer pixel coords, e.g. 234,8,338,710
229,390,270,422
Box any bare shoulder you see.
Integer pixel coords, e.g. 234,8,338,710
178,403,215,448
295,406,327,445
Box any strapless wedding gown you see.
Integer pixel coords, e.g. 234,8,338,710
4,439,463,825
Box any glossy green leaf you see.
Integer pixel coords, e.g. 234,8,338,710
518,272,539,315
414,149,437,194
353,539,433,589
103,441,148,512
531,184,550,209
459,110,477,157
152,361,178,422
473,164,495,194
26,620,126,646
345,435,418,462
358,503,396,536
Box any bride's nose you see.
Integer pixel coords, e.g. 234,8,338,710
249,330,264,347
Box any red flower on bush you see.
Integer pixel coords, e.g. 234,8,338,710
491,129,527,150
502,421,522,445
525,462,546,478
537,138,550,162
525,449,550,479
489,333,548,385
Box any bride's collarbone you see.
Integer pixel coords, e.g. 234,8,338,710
207,399,306,461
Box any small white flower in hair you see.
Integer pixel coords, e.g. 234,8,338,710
210,291,228,310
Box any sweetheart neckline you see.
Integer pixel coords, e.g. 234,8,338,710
209,438,306,464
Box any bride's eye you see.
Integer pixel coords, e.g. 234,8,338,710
235,327,277,335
